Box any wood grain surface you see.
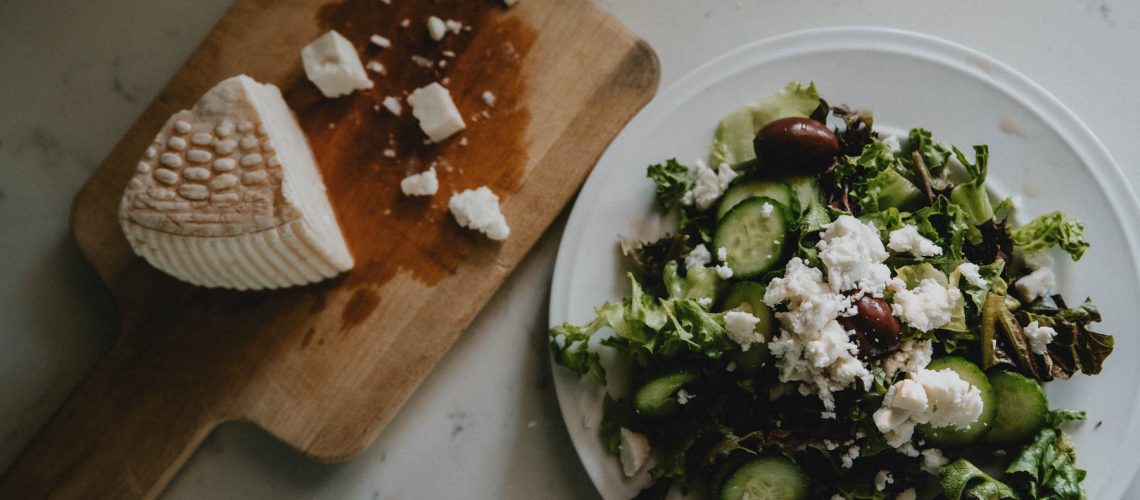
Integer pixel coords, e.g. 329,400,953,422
0,0,658,497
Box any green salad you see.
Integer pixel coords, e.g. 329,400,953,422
549,82,1115,499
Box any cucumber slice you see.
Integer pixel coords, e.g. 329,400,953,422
720,282,776,372
717,180,797,219
719,456,808,500
982,369,1048,445
634,372,698,416
919,357,998,447
712,197,791,279
780,175,822,214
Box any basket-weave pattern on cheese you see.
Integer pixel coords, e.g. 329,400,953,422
119,75,354,290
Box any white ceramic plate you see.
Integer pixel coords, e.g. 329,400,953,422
548,27,1140,499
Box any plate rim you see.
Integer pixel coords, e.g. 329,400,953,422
548,26,1140,499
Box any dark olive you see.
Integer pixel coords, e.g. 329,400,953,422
839,295,901,358
753,117,839,173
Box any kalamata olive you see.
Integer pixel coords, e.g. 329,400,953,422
839,295,901,358
753,117,839,173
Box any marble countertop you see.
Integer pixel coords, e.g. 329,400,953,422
1,0,1137,498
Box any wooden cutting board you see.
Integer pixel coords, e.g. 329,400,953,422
0,0,657,497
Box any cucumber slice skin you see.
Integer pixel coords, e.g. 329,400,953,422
919,357,998,448
712,197,792,279
982,369,1048,445
719,456,809,500
634,372,698,416
720,282,776,372
717,180,798,220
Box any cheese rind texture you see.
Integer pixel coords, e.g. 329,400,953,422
301,30,374,98
119,75,354,290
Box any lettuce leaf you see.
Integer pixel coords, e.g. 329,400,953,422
939,458,1018,500
833,140,923,214
1005,411,1088,499
949,145,995,224
647,159,692,211
908,195,983,261
1008,211,1090,261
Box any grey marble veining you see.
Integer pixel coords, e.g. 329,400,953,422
2,0,1139,498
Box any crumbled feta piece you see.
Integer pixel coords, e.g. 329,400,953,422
301,30,374,98
896,488,917,500
427,16,447,41
956,262,987,288
676,389,694,405
681,160,736,210
759,201,774,218
891,279,962,332
685,244,711,269
921,448,949,473
366,61,386,74
764,258,869,412
888,225,943,258
882,339,933,377
618,428,651,477
717,246,728,262
724,311,763,351
697,297,712,308
1024,321,1056,355
875,470,894,491
383,148,396,158
823,440,838,451
408,82,466,142
1015,267,1055,302
503,0,518,6
840,445,860,469
448,187,510,240
400,18,410,28
874,368,984,447
381,96,402,116
481,91,496,107
830,495,844,500
445,19,463,34
400,168,438,197
817,215,892,294
369,34,392,48
714,264,734,279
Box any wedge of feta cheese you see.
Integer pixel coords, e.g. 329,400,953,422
618,428,651,477
119,75,354,290
448,187,510,240
400,168,438,197
301,30,374,98
408,82,466,143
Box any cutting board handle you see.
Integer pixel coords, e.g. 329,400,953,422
0,338,221,499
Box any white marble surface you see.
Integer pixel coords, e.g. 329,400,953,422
1,0,1138,498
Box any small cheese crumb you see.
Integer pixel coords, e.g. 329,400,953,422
381,96,402,116
1023,321,1056,355
759,202,774,218
956,262,987,288
427,16,447,41
888,225,943,258
676,389,694,405
891,279,961,332
840,445,860,468
1016,254,1056,302
715,264,734,279
685,244,711,269
400,168,438,197
301,30,374,98
697,297,713,308
503,0,518,6
366,61,386,75
400,18,410,27
681,160,736,210
482,91,496,107
618,428,651,477
874,470,894,491
716,246,728,262
408,83,466,142
882,339,933,377
445,19,463,34
449,187,510,240
724,311,763,351
817,215,892,294
896,488,917,500
369,34,392,48
921,448,949,473
383,148,396,158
